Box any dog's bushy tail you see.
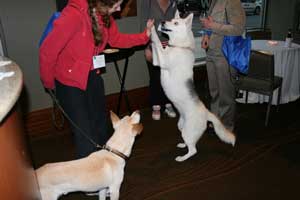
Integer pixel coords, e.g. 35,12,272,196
207,112,236,146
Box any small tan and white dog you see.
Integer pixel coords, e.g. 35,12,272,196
151,12,236,162
35,110,143,200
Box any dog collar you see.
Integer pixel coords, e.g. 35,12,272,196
101,145,129,161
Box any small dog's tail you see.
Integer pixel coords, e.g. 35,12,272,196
207,112,236,146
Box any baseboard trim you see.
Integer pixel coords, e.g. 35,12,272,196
24,68,208,138
24,87,149,138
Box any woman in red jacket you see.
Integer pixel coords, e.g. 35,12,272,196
39,0,154,158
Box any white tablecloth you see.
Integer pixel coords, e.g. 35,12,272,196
237,40,300,105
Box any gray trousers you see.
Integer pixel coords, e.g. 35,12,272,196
206,50,237,131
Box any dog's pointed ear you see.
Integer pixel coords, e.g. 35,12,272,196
132,124,143,135
174,10,180,19
110,111,120,127
130,110,141,124
185,13,194,28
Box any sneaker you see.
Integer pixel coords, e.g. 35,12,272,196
164,103,177,118
152,105,161,120
206,122,215,134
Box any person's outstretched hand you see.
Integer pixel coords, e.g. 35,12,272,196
200,16,215,29
146,19,155,37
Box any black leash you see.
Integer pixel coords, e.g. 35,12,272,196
47,89,128,160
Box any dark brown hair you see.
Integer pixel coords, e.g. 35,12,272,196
87,0,120,45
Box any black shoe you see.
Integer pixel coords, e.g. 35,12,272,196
206,122,215,134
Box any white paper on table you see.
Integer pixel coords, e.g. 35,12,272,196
0,71,14,80
0,60,12,67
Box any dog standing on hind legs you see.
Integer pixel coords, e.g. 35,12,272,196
150,11,236,162
35,110,143,200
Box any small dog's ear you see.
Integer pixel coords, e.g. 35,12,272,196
130,110,141,124
185,13,194,28
133,124,143,135
110,111,120,127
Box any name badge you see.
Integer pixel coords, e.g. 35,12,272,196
93,55,105,69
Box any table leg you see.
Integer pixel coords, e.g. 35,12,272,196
113,59,132,115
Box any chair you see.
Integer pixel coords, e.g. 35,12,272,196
236,50,283,126
246,28,272,40
0,18,8,57
293,31,300,44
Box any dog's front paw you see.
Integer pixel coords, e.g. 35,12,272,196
175,156,185,162
151,26,156,35
176,143,186,148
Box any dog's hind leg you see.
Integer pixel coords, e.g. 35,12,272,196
177,116,184,131
175,120,206,162
175,142,197,162
175,130,198,162
176,116,187,148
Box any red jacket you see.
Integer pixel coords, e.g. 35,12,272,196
39,0,149,90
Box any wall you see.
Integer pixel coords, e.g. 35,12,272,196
0,0,148,113
0,0,296,113
266,0,299,39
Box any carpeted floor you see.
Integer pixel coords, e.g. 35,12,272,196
29,96,300,200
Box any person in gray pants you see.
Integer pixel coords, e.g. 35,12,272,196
200,0,246,131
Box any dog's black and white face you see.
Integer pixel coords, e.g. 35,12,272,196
158,11,195,49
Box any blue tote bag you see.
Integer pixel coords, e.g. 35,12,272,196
222,35,251,74
39,12,61,46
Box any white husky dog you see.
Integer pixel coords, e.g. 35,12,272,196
151,12,236,162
